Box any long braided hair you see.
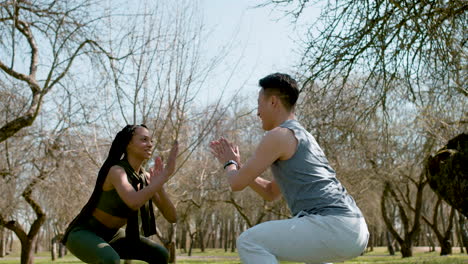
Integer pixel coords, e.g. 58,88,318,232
62,124,147,243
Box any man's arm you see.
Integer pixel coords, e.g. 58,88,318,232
248,177,282,201
222,127,296,193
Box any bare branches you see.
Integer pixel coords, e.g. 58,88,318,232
0,0,112,143
264,0,467,122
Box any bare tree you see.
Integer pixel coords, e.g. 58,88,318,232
0,0,116,143
0,125,61,264
260,0,467,106
420,196,456,255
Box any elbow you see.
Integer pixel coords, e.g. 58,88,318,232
128,203,140,212
264,189,281,202
126,198,141,211
167,214,177,224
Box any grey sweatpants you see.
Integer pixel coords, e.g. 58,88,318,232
236,213,369,264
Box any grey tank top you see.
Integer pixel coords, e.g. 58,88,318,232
271,119,363,217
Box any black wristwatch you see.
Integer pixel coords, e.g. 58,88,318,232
223,160,239,170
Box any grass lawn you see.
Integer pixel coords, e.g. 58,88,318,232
0,247,466,263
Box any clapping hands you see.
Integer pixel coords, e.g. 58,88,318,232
148,140,179,184
209,137,240,166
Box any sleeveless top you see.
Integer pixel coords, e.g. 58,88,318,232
62,158,156,244
95,188,134,218
270,119,363,217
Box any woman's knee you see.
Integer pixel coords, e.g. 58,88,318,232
66,228,120,264
99,252,120,264
140,237,169,264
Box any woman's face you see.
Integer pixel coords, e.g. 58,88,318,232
126,127,153,160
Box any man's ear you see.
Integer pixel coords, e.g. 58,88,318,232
270,95,279,107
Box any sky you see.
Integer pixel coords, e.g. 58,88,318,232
197,0,320,107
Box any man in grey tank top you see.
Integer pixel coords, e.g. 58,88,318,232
210,73,369,264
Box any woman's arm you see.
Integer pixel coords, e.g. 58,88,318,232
111,141,179,211
152,186,177,223
109,165,167,211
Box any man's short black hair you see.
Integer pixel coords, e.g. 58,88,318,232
259,73,299,111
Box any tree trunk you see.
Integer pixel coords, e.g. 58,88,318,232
223,219,228,252
394,240,400,252
381,180,424,258
51,241,57,261
59,243,66,258
34,231,40,254
439,207,455,256
51,234,64,260
0,227,5,257
368,226,374,252
198,224,205,252
188,231,195,257
386,231,395,255
180,227,187,253
427,233,436,252
455,217,464,253
440,239,452,255
379,231,384,246
167,242,176,264
458,214,468,253
8,231,13,253
230,217,236,253
400,240,413,257
20,237,36,264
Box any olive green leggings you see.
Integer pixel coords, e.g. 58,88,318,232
66,217,168,264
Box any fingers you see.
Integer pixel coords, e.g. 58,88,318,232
210,140,222,154
154,156,163,172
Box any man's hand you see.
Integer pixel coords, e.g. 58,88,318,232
209,137,240,165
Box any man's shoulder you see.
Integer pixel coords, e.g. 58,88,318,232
264,126,296,145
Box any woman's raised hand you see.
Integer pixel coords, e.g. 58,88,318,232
149,156,164,184
148,140,179,185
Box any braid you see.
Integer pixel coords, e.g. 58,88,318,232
62,124,148,244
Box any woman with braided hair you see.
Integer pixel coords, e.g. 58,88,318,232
62,124,178,264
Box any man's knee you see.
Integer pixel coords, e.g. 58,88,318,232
237,230,253,250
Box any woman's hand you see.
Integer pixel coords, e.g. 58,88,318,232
148,140,179,185
209,137,240,165
148,156,165,184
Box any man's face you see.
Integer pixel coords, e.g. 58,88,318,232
257,89,274,131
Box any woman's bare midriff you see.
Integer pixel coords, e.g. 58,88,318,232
92,208,127,229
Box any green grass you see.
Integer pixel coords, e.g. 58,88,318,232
0,248,466,263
